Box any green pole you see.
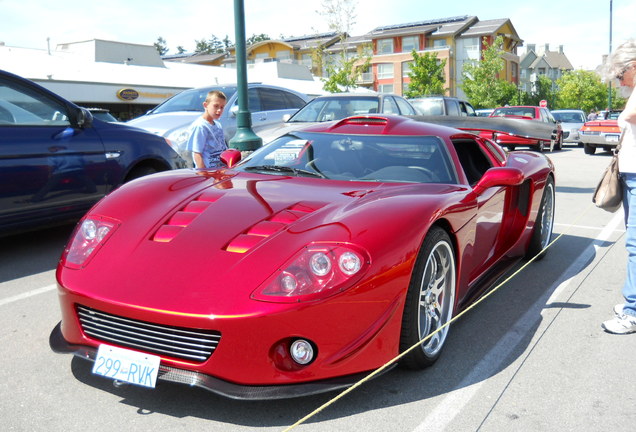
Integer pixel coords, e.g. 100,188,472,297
229,0,262,151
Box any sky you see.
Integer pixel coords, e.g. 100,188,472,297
1,0,634,71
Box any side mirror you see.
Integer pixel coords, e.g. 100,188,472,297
76,107,93,128
471,167,524,196
220,149,242,168
230,105,239,118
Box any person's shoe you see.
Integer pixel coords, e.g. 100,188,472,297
602,313,636,334
614,304,625,316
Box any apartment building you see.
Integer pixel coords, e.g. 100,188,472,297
202,15,523,98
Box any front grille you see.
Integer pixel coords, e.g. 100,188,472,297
76,305,221,362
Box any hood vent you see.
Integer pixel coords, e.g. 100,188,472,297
152,192,222,243
225,202,322,253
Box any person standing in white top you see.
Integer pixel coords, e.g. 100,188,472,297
186,90,227,169
602,39,636,334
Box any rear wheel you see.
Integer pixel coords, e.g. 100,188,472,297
526,177,555,260
399,226,456,369
584,144,596,155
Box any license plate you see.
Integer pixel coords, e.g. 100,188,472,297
606,135,620,143
92,344,160,388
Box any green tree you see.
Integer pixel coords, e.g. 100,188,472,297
194,35,225,54
404,50,447,97
154,37,168,56
176,46,186,54
315,0,371,92
527,74,558,108
246,34,270,46
555,70,614,112
322,51,371,92
461,36,516,108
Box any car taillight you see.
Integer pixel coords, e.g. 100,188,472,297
251,242,370,303
61,216,120,269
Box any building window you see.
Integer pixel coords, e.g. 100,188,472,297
378,84,394,93
538,67,546,75
377,63,394,79
402,36,419,53
276,50,291,61
377,38,394,54
432,39,447,49
402,61,413,78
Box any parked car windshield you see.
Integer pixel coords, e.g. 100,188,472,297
151,86,238,114
288,97,381,122
552,111,585,123
238,132,456,184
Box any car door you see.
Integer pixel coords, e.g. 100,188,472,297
250,87,306,133
0,73,110,229
451,137,509,283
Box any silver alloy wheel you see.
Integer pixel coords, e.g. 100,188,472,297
418,240,456,357
538,181,555,250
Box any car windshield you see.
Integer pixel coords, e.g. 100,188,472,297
237,132,456,184
288,97,380,123
552,112,585,123
151,86,238,114
492,107,536,118
410,99,444,116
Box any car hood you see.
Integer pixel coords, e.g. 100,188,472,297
126,112,201,136
63,169,463,315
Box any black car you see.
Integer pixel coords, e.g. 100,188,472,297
0,69,186,237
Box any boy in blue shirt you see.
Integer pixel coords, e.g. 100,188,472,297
187,90,227,169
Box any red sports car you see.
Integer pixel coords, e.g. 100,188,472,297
489,105,563,152
50,115,555,399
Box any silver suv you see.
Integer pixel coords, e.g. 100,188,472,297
127,83,310,165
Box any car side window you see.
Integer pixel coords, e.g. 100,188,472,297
282,91,307,109
395,97,416,115
0,76,70,126
451,138,494,185
460,102,476,117
382,97,400,114
446,100,460,116
259,88,295,111
247,88,262,111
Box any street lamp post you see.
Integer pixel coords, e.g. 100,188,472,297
229,0,262,152
608,0,613,110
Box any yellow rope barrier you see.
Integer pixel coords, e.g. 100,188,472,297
282,200,601,431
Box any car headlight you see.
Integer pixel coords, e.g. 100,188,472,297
61,216,120,269
251,242,370,303
166,127,191,154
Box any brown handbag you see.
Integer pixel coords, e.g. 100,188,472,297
593,134,624,213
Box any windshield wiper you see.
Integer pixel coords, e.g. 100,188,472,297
244,165,325,178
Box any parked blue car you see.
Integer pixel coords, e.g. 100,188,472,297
0,69,186,237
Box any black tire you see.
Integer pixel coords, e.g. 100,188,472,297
534,141,545,152
526,177,555,260
125,165,158,182
399,226,456,369
507,145,516,151
584,144,596,155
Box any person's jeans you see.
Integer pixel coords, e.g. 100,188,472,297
621,173,636,317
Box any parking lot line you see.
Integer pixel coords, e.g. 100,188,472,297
412,211,624,431
0,284,56,307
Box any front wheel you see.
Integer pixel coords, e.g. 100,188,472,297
526,177,555,260
399,226,456,369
